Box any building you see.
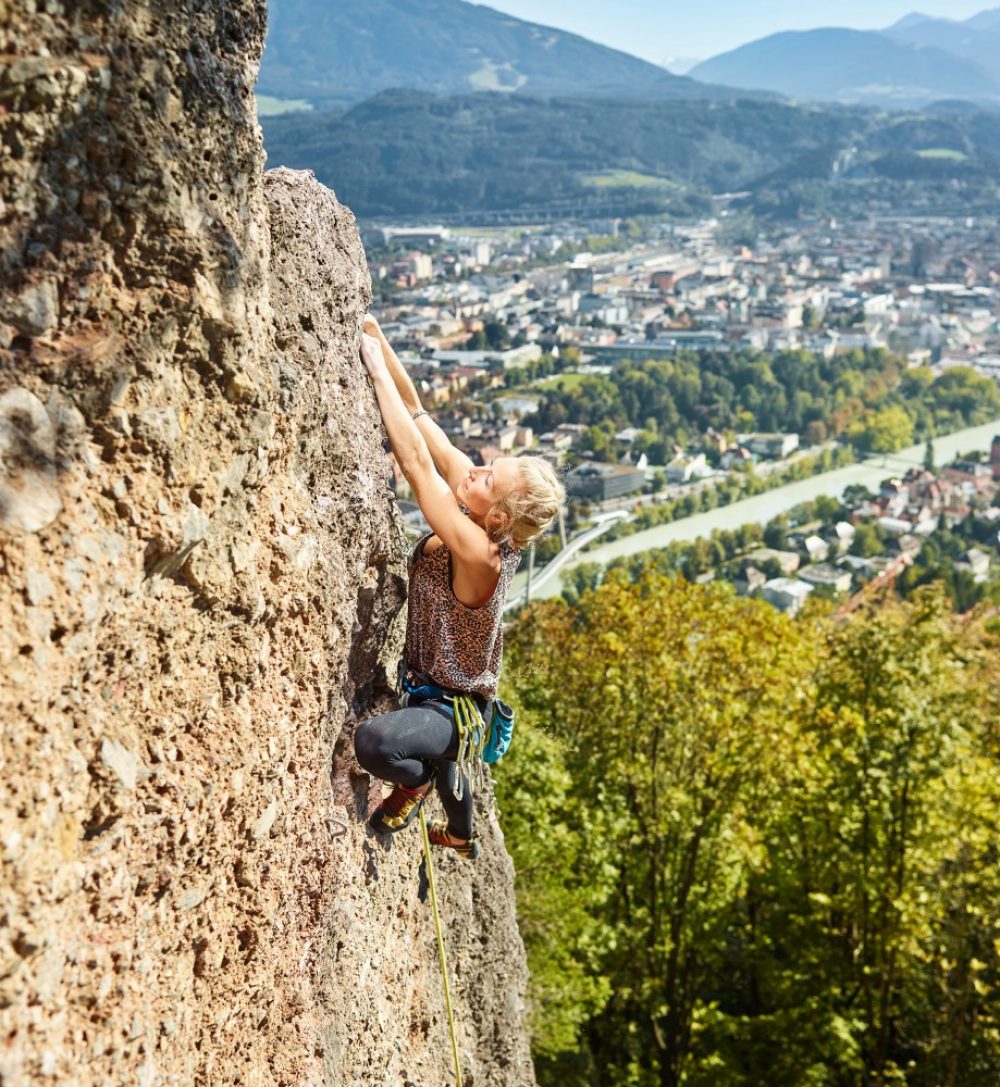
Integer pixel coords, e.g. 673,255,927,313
567,265,595,292
744,433,800,459
734,565,768,596
588,332,727,363
802,535,830,564
762,577,814,615
955,548,991,582
745,547,801,576
495,394,540,418
470,241,492,267
877,516,916,538
407,252,434,281
798,564,853,594
375,225,451,246
431,344,542,371
825,521,856,554
665,452,708,484
495,425,519,452
566,462,646,502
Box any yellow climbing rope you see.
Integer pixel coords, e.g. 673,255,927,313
420,806,463,1087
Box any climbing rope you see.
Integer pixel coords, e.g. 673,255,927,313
420,806,463,1087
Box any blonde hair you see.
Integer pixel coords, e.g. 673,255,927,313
487,456,565,550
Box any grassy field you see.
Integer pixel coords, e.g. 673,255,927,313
533,371,590,391
256,95,314,117
580,169,677,189
916,148,968,161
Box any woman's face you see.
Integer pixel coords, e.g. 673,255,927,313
458,456,519,520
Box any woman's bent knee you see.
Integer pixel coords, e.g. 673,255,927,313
353,716,387,771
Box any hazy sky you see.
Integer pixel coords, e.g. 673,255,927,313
482,1,993,63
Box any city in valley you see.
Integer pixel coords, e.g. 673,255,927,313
367,211,1000,612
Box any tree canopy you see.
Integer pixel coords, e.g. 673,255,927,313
497,576,1000,1086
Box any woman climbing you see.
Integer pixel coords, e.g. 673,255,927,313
353,316,564,859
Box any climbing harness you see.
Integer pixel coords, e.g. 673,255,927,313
400,667,516,802
420,806,463,1087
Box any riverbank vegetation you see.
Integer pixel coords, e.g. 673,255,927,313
566,488,1000,615
575,443,857,553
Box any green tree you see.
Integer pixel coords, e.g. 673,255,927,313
504,575,812,1086
491,715,613,1064
764,513,790,550
854,406,914,454
484,319,510,349
805,418,829,446
737,592,1000,1087
852,521,886,558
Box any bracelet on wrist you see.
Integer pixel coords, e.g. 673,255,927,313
411,408,429,421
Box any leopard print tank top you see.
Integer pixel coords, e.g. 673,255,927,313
404,531,521,700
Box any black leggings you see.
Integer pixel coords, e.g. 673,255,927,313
354,703,474,840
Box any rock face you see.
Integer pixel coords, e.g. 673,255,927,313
0,6,535,1087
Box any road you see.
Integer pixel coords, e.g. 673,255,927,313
505,511,628,612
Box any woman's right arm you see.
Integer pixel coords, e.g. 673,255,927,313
360,334,500,600
364,315,474,491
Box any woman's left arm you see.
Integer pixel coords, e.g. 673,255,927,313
361,334,435,481
361,335,498,570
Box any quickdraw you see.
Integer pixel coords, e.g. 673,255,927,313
450,693,489,802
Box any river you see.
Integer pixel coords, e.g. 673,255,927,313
526,418,1000,601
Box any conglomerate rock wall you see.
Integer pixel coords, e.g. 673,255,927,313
0,4,535,1086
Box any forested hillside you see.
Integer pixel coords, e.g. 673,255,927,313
497,577,1000,1086
262,91,1000,218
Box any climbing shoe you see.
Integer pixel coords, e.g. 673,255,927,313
370,780,431,834
428,821,481,860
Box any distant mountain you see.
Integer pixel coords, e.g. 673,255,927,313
259,0,731,107
884,9,1000,75
964,7,1000,29
889,13,938,31
926,97,1000,115
689,27,999,110
661,56,702,76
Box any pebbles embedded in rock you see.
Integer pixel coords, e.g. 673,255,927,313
0,388,62,534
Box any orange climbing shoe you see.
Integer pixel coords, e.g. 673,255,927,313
370,780,431,833
428,821,481,860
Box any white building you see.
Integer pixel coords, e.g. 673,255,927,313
762,577,814,615
665,452,708,484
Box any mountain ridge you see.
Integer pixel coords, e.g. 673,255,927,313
884,8,1000,73
690,24,999,110
259,0,772,106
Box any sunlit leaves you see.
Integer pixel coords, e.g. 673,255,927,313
498,577,1000,1087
